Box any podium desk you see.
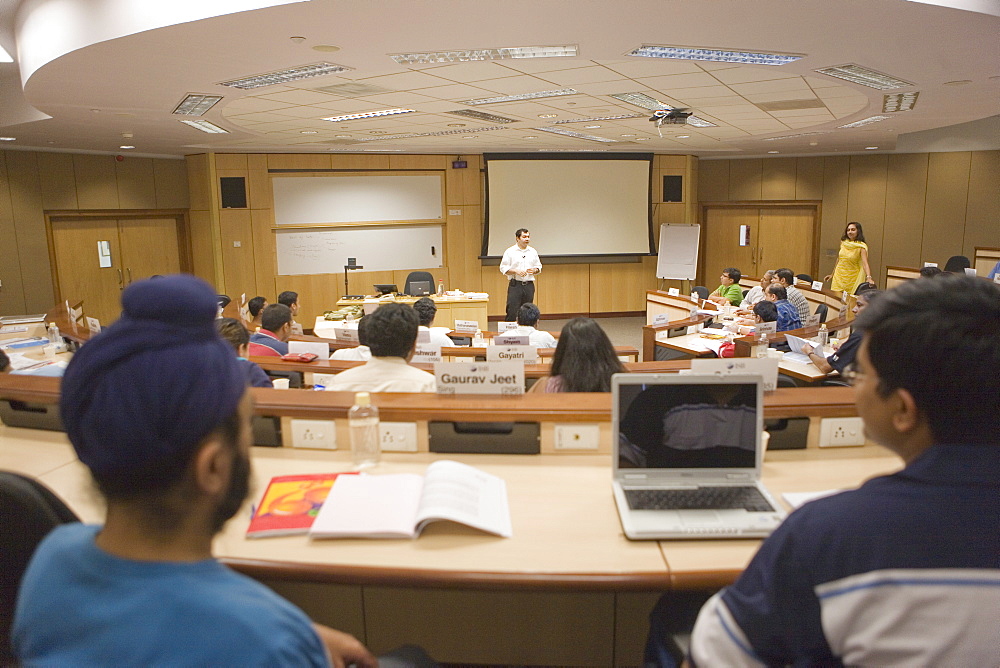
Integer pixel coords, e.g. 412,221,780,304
334,295,489,331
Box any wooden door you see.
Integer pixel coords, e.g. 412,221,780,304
757,208,815,277
118,217,182,286
50,218,124,324
703,208,756,285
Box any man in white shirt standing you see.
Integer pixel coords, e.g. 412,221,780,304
500,228,542,322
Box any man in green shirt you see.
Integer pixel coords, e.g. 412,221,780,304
708,267,744,306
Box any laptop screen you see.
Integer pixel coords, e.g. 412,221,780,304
615,376,759,470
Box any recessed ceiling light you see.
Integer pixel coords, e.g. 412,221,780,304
312,45,341,53
554,113,643,124
446,109,518,124
448,123,466,127
943,80,972,86
523,136,538,139
335,134,351,138
838,115,890,128
119,145,135,149
538,114,558,118
610,92,667,111
762,131,829,141
0,136,15,141
321,108,415,122
865,146,879,150
90,109,100,113
883,92,919,112
300,130,319,134
535,126,619,143
171,94,223,116
461,89,577,105
635,137,649,141
585,125,601,129
676,135,690,139
767,150,779,154
463,136,476,139
179,119,229,133
815,64,913,90
390,45,577,65
627,44,802,66
809,141,819,146
219,62,352,89
685,116,717,128
621,133,636,137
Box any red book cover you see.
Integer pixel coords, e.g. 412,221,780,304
246,473,356,538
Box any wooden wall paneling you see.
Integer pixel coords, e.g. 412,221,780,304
656,154,688,169
589,261,647,313
246,157,273,211
250,209,276,298
922,151,971,266
152,158,189,209
819,156,850,278
685,155,698,224
114,157,157,209
36,152,78,210
480,266,510,317
185,154,212,211
963,150,1000,255
7,151,54,310
761,158,797,200
615,593,663,667
445,209,465,290
845,155,889,278
445,166,467,206
882,153,928,270
535,264,590,316
389,154,449,170
658,201,685,225
277,273,344,323
219,208,257,298
697,159,729,202
214,153,248,171
728,159,763,201
266,153,332,171
73,154,119,209
187,209,217,284
0,152,27,314
462,205,484,292
794,157,824,201
328,154,391,170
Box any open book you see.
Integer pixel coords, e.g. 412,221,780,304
309,460,513,539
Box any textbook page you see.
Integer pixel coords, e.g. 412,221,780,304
415,460,513,538
311,473,424,538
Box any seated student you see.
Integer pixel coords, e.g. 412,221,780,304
330,316,372,362
12,274,376,666
248,304,292,357
738,270,775,310
800,290,881,375
765,284,802,332
773,268,811,321
326,303,435,393
683,274,1000,666
247,296,267,329
530,318,626,393
278,290,303,335
707,267,743,306
215,317,272,388
919,265,943,278
411,297,455,349
515,303,557,348
989,259,1000,280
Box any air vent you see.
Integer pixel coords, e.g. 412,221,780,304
314,83,395,97
446,110,519,124
755,99,826,112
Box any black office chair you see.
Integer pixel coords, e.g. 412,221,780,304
742,289,749,299
796,273,813,284
854,281,876,294
217,294,232,308
942,255,970,273
0,472,80,663
815,302,828,324
692,286,710,301
404,271,435,296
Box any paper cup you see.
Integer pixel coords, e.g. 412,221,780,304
271,378,290,389
42,344,57,360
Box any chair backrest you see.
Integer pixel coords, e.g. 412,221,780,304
217,294,232,308
692,286,710,300
942,255,970,273
814,302,828,323
0,472,80,663
404,271,435,296
796,273,813,284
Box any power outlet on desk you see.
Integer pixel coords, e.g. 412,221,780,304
290,419,337,450
819,417,865,448
554,424,600,450
381,422,418,452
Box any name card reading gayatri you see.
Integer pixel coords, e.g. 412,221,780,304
434,361,524,395
454,319,479,334
486,345,538,364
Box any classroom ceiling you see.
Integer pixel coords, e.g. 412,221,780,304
0,0,998,159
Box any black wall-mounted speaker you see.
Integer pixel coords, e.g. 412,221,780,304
220,176,247,209
662,175,683,203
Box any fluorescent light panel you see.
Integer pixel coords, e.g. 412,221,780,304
446,109,519,124
685,116,717,128
172,94,223,116
838,115,890,128
460,89,577,105
628,44,802,66
815,64,914,90
610,92,670,111
883,91,919,112
553,113,644,124
219,62,351,89
179,119,229,133
762,131,829,141
321,108,415,122
534,126,619,143
391,45,577,65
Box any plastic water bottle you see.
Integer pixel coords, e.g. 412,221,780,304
816,324,828,349
47,322,60,345
756,331,769,358
348,392,380,469
437,279,444,295
473,328,485,347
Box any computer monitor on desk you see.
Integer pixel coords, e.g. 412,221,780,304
373,284,398,296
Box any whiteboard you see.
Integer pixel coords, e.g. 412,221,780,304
656,224,700,280
276,225,443,275
273,174,443,225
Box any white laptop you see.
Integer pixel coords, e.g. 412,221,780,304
611,373,786,540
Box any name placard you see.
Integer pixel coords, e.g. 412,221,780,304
454,319,479,334
487,345,538,364
413,344,442,363
434,361,524,395
498,321,519,332
86,317,101,333
494,333,528,346
652,313,671,327
756,322,777,337
667,287,680,296
334,327,359,342
923,261,938,268
416,329,431,343
805,314,821,328
690,358,780,392
811,280,823,291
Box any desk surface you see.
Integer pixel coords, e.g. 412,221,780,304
3,422,900,592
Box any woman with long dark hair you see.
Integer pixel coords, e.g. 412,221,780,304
530,317,626,392
824,221,874,293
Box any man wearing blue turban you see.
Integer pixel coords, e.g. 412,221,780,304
12,274,375,667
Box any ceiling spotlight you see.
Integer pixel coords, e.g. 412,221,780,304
120,145,136,149
0,136,16,141
300,130,318,134
676,135,690,138
767,150,779,154
290,36,307,44
584,125,601,129
865,146,879,150
447,123,466,127
538,114,557,118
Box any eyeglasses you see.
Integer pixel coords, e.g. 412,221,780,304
842,364,866,386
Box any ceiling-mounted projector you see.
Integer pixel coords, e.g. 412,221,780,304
649,109,692,125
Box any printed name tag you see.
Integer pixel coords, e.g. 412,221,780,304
86,317,102,333
498,321,519,332
334,327,359,342
652,313,671,327
811,280,823,291
454,319,479,333
756,322,777,337
487,345,538,364
413,345,442,363
690,358,780,392
923,262,938,268
289,341,329,358
805,314,821,328
667,287,680,296
494,334,528,346
434,361,524,395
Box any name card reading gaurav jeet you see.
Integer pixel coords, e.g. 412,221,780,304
434,362,524,395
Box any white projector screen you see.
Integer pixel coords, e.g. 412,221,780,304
483,154,653,257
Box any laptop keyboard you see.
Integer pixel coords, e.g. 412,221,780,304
625,487,775,512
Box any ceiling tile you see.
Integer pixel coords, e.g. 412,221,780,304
730,78,813,95
710,68,803,85
358,70,452,89
417,61,524,83
257,89,343,105
599,59,705,78
223,97,296,113
637,72,723,90
416,83,502,100
474,75,574,95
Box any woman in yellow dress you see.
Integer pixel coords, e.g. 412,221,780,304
825,221,874,293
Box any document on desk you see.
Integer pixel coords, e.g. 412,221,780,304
310,460,512,539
